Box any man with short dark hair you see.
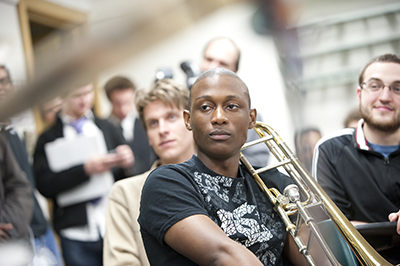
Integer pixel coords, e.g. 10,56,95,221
104,76,156,175
313,53,400,264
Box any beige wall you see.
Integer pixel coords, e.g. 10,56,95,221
0,1,28,86
0,0,35,130
96,2,295,148
2,0,399,151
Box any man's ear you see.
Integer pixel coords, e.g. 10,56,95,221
183,109,192,131
249,108,257,129
356,86,362,103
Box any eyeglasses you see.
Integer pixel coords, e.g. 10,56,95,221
360,80,400,96
0,77,11,86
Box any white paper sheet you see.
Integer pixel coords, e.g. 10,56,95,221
44,133,113,207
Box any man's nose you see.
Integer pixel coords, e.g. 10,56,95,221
379,85,393,101
121,104,131,116
211,107,228,124
158,119,168,133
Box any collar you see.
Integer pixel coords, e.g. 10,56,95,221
151,160,161,170
192,154,244,179
0,119,15,134
355,118,370,151
60,110,94,125
108,111,137,127
108,114,120,127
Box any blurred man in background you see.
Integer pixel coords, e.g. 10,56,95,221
343,108,361,128
105,76,156,175
39,96,63,129
0,134,33,262
0,65,61,265
34,83,134,266
294,127,321,173
200,37,240,73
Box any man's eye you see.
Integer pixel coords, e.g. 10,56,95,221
168,114,177,120
367,81,381,90
148,121,158,128
227,104,238,109
200,105,210,111
392,83,400,93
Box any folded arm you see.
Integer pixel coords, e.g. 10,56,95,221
164,214,263,266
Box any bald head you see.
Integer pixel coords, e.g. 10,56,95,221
201,37,240,73
189,68,250,110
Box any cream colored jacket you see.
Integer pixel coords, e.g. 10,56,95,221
103,161,160,266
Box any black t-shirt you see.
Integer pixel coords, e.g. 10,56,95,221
139,155,293,266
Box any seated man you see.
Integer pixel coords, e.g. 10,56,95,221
138,68,308,266
199,37,269,167
103,79,195,266
313,53,400,264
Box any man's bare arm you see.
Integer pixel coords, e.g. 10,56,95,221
164,214,263,266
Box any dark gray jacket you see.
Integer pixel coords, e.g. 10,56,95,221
0,134,33,242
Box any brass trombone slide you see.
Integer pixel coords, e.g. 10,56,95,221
240,122,395,266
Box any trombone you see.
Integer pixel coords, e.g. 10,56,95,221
240,122,395,266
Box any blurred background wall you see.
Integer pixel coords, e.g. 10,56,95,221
0,0,399,151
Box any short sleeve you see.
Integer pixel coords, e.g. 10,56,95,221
138,165,208,244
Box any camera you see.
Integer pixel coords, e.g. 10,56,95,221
180,61,201,89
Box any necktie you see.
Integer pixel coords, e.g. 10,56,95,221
70,117,87,134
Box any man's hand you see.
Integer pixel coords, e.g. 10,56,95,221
83,145,134,175
0,223,13,242
84,154,120,175
388,210,400,235
114,145,134,170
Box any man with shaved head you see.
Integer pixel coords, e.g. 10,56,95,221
199,37,269,167
139,68,308,266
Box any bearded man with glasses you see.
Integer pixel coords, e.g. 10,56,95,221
312,54,400,264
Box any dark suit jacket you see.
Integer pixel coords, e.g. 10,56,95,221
33,115,129,232
129,118,157,175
